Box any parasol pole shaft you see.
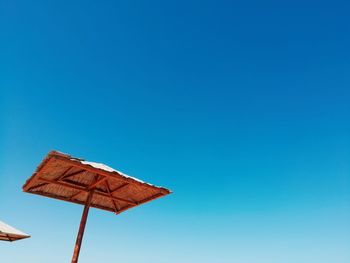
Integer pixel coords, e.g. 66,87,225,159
71,190,94,263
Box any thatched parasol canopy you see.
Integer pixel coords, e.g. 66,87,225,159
23,151,171,263
0,220,30,242
23,151,171,214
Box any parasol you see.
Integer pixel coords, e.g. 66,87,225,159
23,151,171,263
0,220,30,242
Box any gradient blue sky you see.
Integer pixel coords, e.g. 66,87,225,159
1,0,350,262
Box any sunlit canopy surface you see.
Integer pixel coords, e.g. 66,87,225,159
0,220,30,242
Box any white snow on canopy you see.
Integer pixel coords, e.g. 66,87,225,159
74,160,160,187
0,220,29,237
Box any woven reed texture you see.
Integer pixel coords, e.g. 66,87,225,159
23,151,171,214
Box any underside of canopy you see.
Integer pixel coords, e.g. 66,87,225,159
0,220,30,242
23,151,171,214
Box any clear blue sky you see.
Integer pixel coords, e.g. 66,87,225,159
1,0,350,262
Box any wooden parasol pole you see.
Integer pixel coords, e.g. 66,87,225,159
71,190,94,263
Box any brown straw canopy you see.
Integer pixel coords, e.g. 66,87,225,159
23,151,171,263
23,151,171,214
0,220,30,242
